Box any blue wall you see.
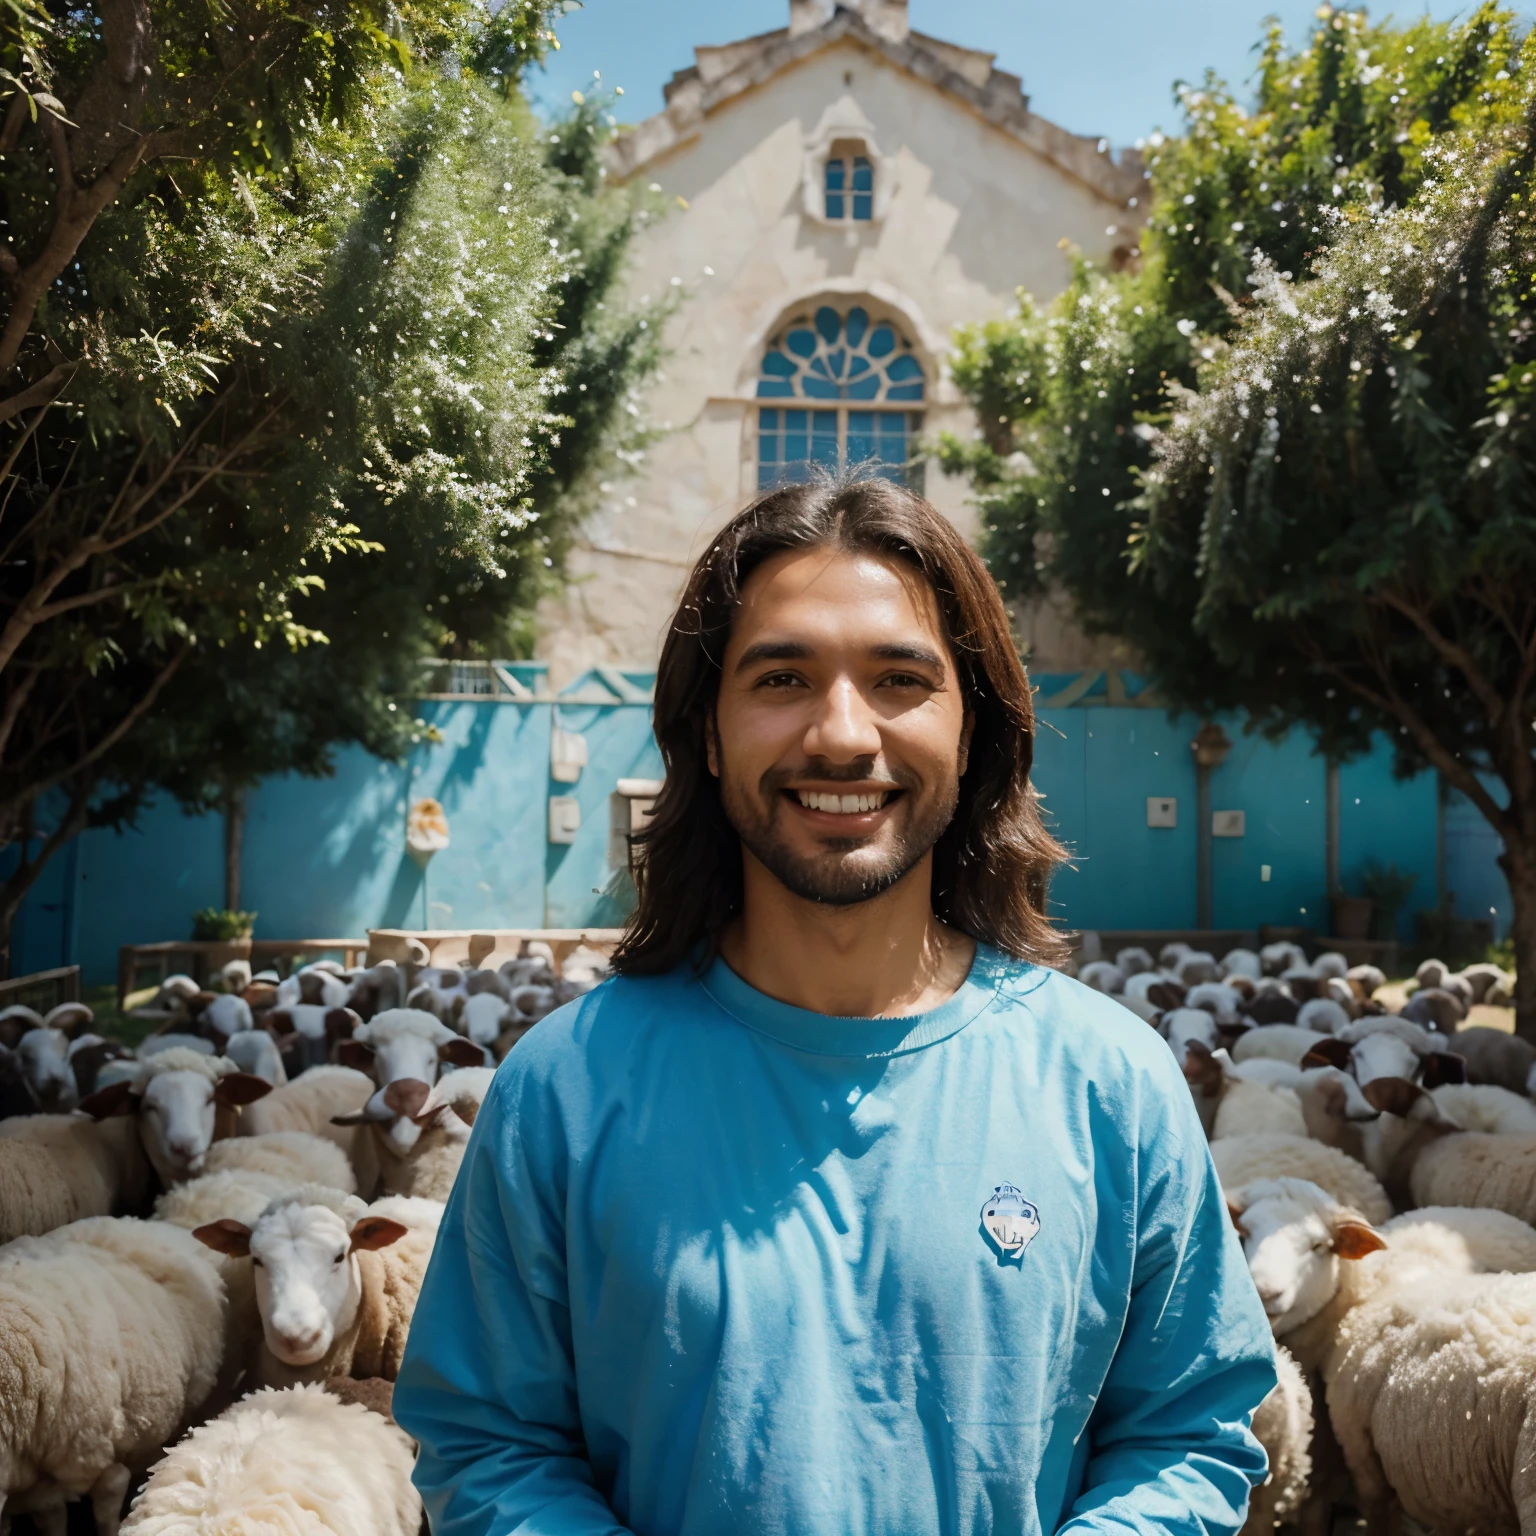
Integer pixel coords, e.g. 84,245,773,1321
9,668,1505,984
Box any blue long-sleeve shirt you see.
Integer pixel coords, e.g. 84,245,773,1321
394,944,1277,1536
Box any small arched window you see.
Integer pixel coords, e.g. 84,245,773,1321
756,304,925,490
824,152,874,221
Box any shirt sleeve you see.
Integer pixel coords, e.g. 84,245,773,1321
1058,1048,1278,1536
393,1058,632,1536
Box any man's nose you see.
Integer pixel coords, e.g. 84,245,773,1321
803,677,882,762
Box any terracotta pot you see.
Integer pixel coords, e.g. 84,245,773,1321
1330,895,1375,942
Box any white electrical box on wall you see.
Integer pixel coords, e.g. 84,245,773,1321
608,778,663,870
550,727,588,784
1146,797,1178,828
549,795,581,845
1212,810,1247,838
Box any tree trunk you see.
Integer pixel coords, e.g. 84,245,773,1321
224,786,245,912
1502,843,1536,1045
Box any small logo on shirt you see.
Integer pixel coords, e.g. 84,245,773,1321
981,1183,1041,1259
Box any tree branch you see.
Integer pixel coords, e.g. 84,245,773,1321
1375,588,1505,727
0,362,73,428
0,666,39,766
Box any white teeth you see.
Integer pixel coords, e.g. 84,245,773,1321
796,791,889,814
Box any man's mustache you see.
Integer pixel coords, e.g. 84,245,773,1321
758,761,921,793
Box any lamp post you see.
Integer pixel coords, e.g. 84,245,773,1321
1192,722,1233,931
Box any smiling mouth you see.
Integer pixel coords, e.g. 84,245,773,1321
792,789,895,814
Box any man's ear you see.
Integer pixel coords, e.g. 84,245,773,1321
705,712,720,778
958,709,974,777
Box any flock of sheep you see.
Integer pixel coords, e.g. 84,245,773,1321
2,930,1533,1535
1076,936,1535,1536
0,942,606,1536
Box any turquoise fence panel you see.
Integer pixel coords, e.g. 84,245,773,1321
1446,784,1509,938
1337,741,1440,940
1030,708,1088,928
1209,724,1328,932
8,827,77,976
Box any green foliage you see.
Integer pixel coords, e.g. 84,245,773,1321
1360,861,1417,938
191,908,257,941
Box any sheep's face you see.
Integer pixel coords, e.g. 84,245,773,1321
249,1204,406,1367
1349,1032,1421,1086
17,1027,75,1111
140,1069,218,1183
1164,1009,1219,1062
708,548,970,908
1238,1191,1343,1334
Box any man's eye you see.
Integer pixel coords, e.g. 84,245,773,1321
757,672,805,688
880,672,930,689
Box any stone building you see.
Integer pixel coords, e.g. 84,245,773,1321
535,0,1147,684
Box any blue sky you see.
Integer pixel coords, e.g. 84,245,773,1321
532,0,1504,149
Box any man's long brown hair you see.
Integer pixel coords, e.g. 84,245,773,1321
610,476,1068,975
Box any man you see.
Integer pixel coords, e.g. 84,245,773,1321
395,477,1277,1536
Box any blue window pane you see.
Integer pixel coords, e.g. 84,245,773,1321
847,411,876,470
825,348,846,380
825,158,845,192
852,194,872,221
815,306,842,344
846,374,881,401
845,307,869,347
825,193,845,220
756,379,795,399
785,410,808,432
867,324,896,359
852,157,873,192
811,412,838,468
762,351,797,377
802,374,840,400
786,328,817,359
887,354,923,382
886,383,925,401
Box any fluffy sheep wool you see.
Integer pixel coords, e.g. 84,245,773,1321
120,1383,421,1536
1241,1344,1313,1536
1211,1134,1393,1225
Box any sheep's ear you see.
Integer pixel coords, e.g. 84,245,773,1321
214,1072,273,1108
193,1219,253,1257
1301,1038,1352,1071
1362,1076,1428,1119
325,1007,361,1045
1332,1221,1387,1261
439,1037,485,1069
382,1078,431,1119
1180,1040,1224,1096
78,1080,138,1120
349,1216,409,1252
1420,1051,1467,1088
267,1009,296,1038
336,1039,376,1072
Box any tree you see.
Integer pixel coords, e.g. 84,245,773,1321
0,0,576,968
940,5,1536,1033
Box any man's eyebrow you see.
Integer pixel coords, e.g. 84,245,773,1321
734,640,812,671
733,639,946,672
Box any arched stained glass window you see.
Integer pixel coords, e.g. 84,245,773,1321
756,305,925,491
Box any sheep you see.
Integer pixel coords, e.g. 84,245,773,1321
1245,983,1303,1026
193,1185,441,1387
1241,1343,1314,1536
1231,1024,1327,1067
1115,945,1156,977
372,1067,493,1202
1449,1025,1536,1097
330,1008,485,1156
345,962,403,1021
1076,961,1125,995
1347,963,1387,1001
1161,1007,1219,1066
1261,941,1307,975
1220,947,1263,981
1410,1126,1536,1225
457,990,511,1046
1211,1134,1392,1225
68,1035,131,1099
1182,1041,1306,1141
1400,986,1466,1034
0,1004,43,1048
0,1044,38,1120
77,1047,273,1186
222,1028,287,1086
13,1028,76,1113
118,1382,421,1536
0,1139,76,1242
1158,940,1191,970
1124,971,1185,1009
141,1031,216,1057
1311,951,1349,981
1416,957,1449,990
204,1131,357,1194
1174,950,1219,986
199,992,254,1044
238,1065,378,1195
1184,983,1244,1025
1429,1082,1536,1136
1295,997,1350,1036
266,1004,357,1077
0,1109,151,1239
1321,1016,1466,1089
0,1216,226,1536
216,958,253,994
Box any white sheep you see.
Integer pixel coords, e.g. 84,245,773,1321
222,1028,287,1086
1076,961,1126,995
77,1047,272,1186
0,1111,151,1241
1174,950,1219,986
1231,1024,1327,1067
1458,962,1512,1006
1261,941,1307,975
1347,963,1387,1000
1219,947,1263,981
1211,1134,1392,1224
458,990,512,1046
1184,983,1244,1024
1310,951,1349,981
0,1216,226,1536
200,992,254,1043
13,1028,76,1113
1242,1343,1314,1536
373,1067,493,1202
204,1131,357,1193
1429,1082,1536,1136
1124,971,1185,1007
1161,1007,1219,1065
119,1382,421,1536
1295,997,1350,1035
1448,1026,1536,1097
194,1185,440,1388
1182,1042,1307,1142
238,1065,378,1194
1114,946,1156,977
1159,940,1192,970
1415,957,1449,990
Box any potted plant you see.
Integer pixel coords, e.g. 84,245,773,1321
1328,889,1375,942
191,908,256,982
1360,863,1418,944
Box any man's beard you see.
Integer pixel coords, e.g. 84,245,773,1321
719,758,960,907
